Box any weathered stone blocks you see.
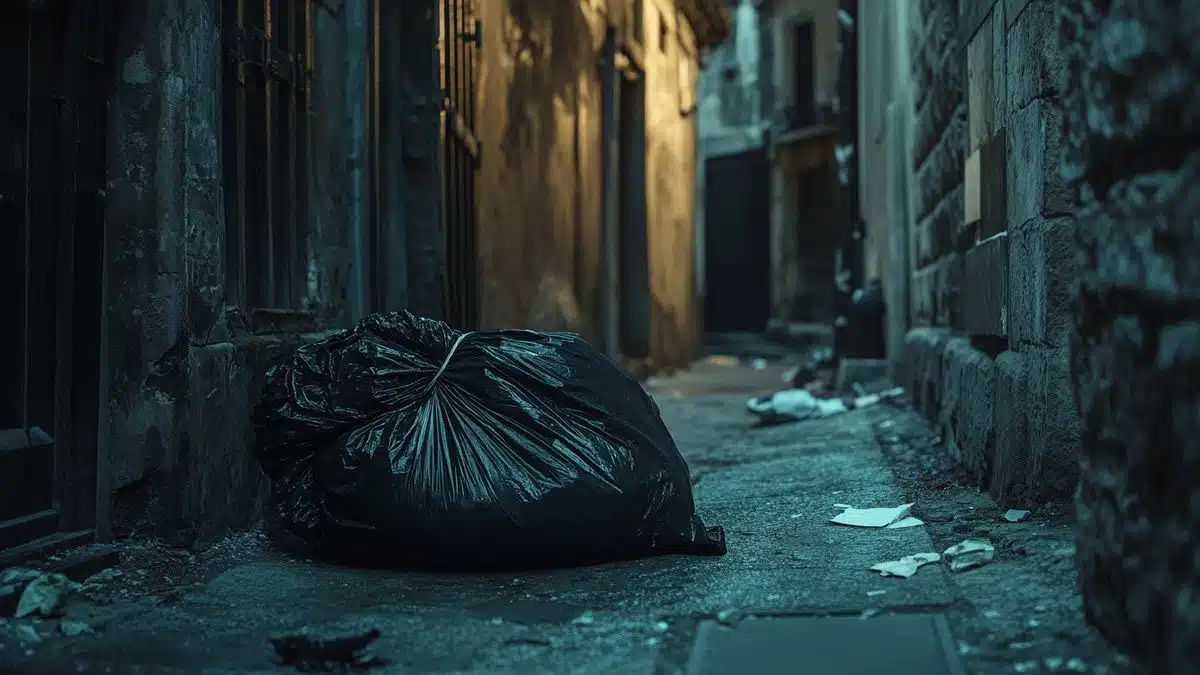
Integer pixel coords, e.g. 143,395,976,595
1065,0,1200,669
1005,0,1066,115
1007,98,1070,229
939,338,997,480
959,232,1008,337
1009,216,1077,346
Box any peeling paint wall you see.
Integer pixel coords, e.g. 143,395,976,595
476,0,606,339
477,0,705,370
100,0,370,545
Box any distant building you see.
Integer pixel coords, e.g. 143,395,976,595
696,0,842,334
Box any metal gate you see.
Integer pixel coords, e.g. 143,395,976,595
0,0,113,558
221,0,312,311
440,0,481,330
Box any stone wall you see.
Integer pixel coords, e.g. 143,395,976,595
99,0,381,546
1064,0,1200,671
896,0,1081,506
477,0,706,371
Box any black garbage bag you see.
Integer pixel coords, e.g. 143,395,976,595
252,311,725,570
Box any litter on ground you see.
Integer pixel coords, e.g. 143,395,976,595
831,503,923,529
1004,509,1030,522
870,552,942,578
14,572,70,619
943,539,995,572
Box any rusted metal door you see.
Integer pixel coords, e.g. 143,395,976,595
439,0,481,330
0,0,113,558
222,0,312,312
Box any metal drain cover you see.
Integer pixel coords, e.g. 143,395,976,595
685,613,966,675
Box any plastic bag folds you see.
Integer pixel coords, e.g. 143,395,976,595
252,311,726,570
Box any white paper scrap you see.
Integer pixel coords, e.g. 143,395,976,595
870,552,941,578
831,503,915,528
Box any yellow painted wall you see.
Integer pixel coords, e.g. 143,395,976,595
476,0,703,369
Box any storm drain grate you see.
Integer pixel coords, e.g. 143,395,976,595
685,613,966,675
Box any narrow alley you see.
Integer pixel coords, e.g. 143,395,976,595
1,0,1196,672
1,356,1123,674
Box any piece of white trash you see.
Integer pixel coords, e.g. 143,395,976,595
870,552,941,578
831,503,915,528
866,590,888,597
887,516,926,529
747,389,848,422
943,539,995,572
1004,509,1030,523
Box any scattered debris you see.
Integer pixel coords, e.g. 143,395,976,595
1,569,42,586
859,607,880,620
59,619,94,637
748,389,847,423
1004,509,1030,523
831,503,922,529
870,552,941,578
14,572,70,619
848,388,905,410
270,627,388,672
84,568,123,585
15,624,41,644
715,608,744,627
747,387,906,426
943,539,995,572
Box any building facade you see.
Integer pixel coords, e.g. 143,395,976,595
859,0,1200,671
475,0,729,372
696,0,841,336
0,0,454,559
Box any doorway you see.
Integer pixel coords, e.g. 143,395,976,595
599,35,651,361
703,149,771,333
617,68,650,359
0,0,111,559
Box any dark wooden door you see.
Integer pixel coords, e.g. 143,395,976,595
703,149,772,333
0,0,111,559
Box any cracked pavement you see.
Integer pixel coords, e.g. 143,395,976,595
0,360,1124,674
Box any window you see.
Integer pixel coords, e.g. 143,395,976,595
221,0,312,310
